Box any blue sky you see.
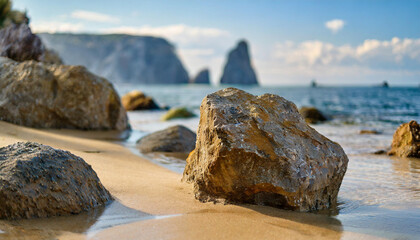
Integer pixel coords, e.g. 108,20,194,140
13,0,420,86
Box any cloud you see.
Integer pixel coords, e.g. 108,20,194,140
325,19,345,33
71,10,120,23
30,21,84,33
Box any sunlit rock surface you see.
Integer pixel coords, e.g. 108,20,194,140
183,88,348,211
0,59,128,130
220,40,258,85
299,106,327,124
388,120,420,158
121,90,160,111
0,142,112,220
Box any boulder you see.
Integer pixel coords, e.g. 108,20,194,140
161,107,196,121
0,59,128,130
0,23,44,62
183,88,348,211
0,142,112,220
220,40,258,85
137,125,196,153
388,120,420,158
299,107,327,124
121,90,160,111
190,69,210,84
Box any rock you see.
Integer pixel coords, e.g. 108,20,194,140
161,107,196,121
0,23,44,62
0,59,128,130
360,130,380,135
190,69,210,84
42,48,63,65
137,125,196,153
220,40,258,85
39,33,189,84
121,90,160,111
299,107,327,124
374,150,386,155
0,142,112,220
388,120,420,158
183,88,348,211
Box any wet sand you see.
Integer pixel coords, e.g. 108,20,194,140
0,121,383,239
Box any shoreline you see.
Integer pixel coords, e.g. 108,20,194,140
0,121,385,239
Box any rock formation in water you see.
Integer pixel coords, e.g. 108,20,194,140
161,107,196,121
183,88,348,211
388,120,420,158
0,23,44,62
299,107,327,124
39,33,189,84
0,142,112,220
0,59,128,130
137,125,196,153
190,69,210,84
121,90,160,111
220,40,258,85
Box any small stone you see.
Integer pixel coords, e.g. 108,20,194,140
183,88,348,211
360,130,381,135
161,107,196,121
137,125,196,153
0,142,112,220
299,107,327,124
121,90,160,111
388,120,420,158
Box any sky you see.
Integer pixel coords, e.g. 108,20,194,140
13,0,420,86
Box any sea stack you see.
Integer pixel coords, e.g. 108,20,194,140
190,69,210,84
183,88,348,211
220,40,258,85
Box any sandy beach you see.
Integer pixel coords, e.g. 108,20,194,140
0,121,384,240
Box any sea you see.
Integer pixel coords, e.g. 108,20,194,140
116,84,420,240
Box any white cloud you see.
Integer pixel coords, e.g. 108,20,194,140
71,10,120,23
30,21,84,33
325,19,345,33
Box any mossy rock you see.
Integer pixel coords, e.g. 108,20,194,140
161,107,196,121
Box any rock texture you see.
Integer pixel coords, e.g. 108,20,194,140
137,125,196,153
388,120,420,158
42,48,63,65
161,107,196,121
0,23,44,62
39,33,189,84
190,69,210,84
220,40,258,85
0,59,128,130
183,88,348,211
299,107,327,124
0,142,112,220
121,90,160,111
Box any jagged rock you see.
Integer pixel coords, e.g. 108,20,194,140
388,120,420,158
39,33,189,84
137,125,196,153
121,90,160,111
0,59,128,130
299,107,327,124
0,23,44,62
42,48,63,65
220,40,258,85
161,107,196,121
190,69,210,84
0,142,112,220
183,88,348,211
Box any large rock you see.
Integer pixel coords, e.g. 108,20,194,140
39,33,189,84
220,40,258,85
0,142,112,219
190,69,210,84
388,120,420,158
42,48,64,65
183,88,348,211
121,90,160,111
299,107,327,124
0,59,128,130
0,23,44,62
137,125,196,153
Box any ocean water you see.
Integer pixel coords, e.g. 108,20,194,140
117,84,420,239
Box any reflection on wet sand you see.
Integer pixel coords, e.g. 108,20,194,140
0,201,154,239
